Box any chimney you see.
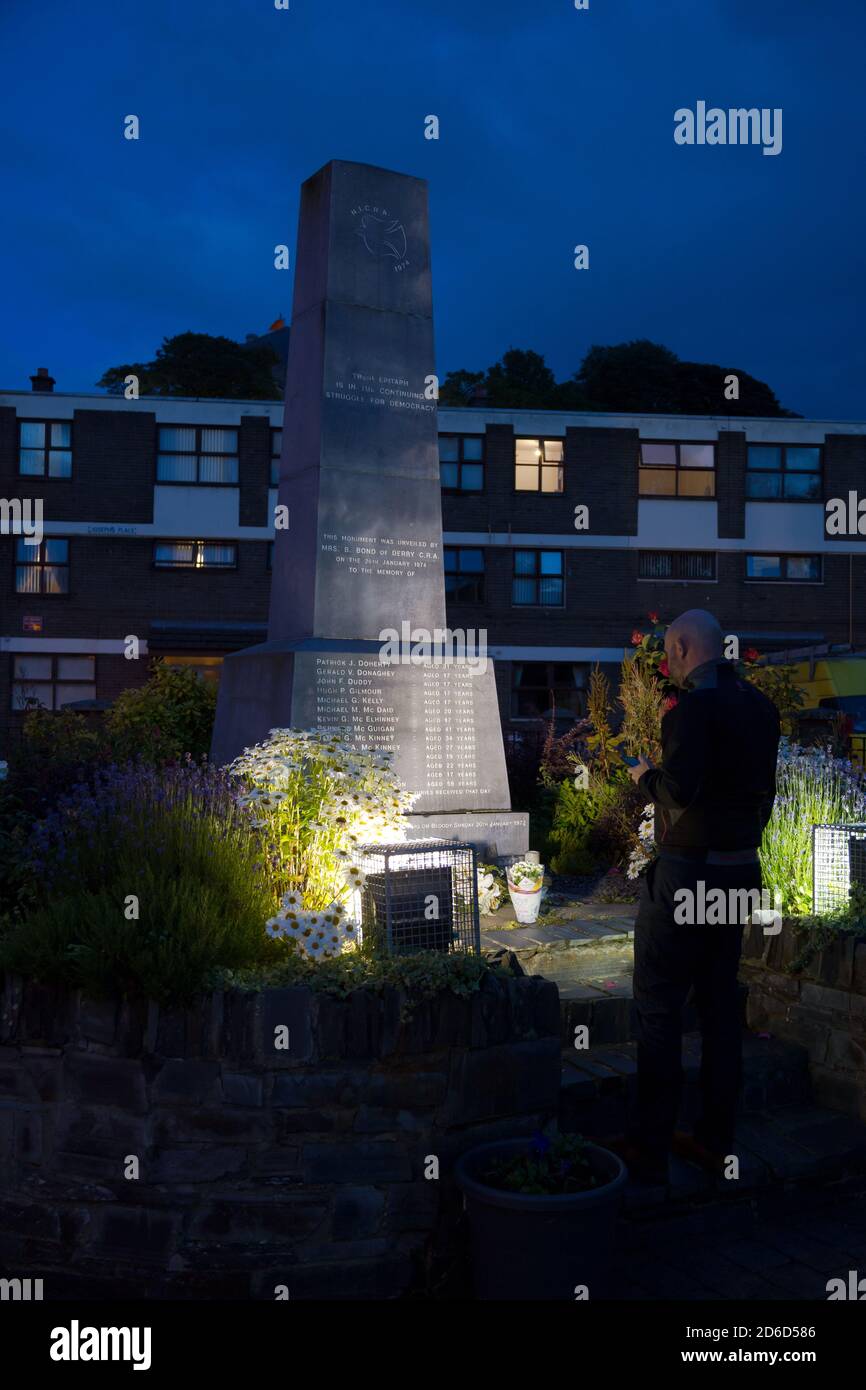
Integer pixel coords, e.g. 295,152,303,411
30,367,55,393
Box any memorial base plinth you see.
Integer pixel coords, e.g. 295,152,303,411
404,812,528,861
211,640,522,841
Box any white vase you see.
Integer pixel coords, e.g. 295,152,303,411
507,876,544,924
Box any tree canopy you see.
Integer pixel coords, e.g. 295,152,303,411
439,340,799,417
97,332,282,400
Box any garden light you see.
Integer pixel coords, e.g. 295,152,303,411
357,841,480,956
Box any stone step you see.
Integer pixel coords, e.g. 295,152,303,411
559,1030,812,1137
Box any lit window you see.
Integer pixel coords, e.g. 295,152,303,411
154,541,237,569
639,441,715,498
515,439,564,493
157,426,239,484
15,538,69,594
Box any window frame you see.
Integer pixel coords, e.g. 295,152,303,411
511,548,565,608
637,551,718,582
13,537,71,596
638,439,716,499
444,546,485,604
152,540,238,571
744,552,823,584
513,437,565,495
269,428,282,487
10,652,97,713
438,433,486,494
745,444,823,503
156,424,240,486
17,417,74,480
510,660,587,722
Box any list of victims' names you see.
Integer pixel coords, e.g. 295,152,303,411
313,658,489,801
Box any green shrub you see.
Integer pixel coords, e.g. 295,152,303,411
587,774,648,871
1,760,278,1004
0,871,278,1005
107,660,217,763
548,778,600,874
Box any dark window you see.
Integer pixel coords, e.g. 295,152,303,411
157,426,239,484
15,538,69,594
745,553,822,582
444,547,484,603
270,429,282,487
511,662,587,720
512,549,564,606
439,434,484,492
746,445,822,500
11,654,95,711
639,441,715,498
638,551,716,581
515,438,564,493
153,541,237,569
18,420,72,478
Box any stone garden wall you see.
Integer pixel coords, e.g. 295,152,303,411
0,970,560,1299
740,921,866,1122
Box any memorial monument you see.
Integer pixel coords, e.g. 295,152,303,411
211,159,527,858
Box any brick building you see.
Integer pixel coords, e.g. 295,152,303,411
2,372,866,755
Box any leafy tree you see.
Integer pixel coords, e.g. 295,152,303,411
441,339,799,417
98,332,281,400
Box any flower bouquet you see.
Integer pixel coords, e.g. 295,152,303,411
506,859,545,924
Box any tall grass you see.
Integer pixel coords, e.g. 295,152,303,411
760,744,866,916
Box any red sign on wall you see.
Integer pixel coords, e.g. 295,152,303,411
23,616,43,633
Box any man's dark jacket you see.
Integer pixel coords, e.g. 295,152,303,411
638,659,780,852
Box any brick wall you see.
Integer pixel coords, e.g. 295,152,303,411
0,971,560,1300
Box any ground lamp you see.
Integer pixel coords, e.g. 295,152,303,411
356,840,480,956
812,823,866,914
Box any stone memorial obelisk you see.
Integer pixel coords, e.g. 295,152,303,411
211,160,527,857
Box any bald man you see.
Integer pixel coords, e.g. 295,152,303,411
615,610,780,1183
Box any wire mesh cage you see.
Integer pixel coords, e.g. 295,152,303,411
356,841,481,956
812,823,866,914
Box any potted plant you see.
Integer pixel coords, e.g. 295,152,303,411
455,1129,627,1300
506,858,545,923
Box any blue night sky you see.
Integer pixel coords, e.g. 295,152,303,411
1,0,863,418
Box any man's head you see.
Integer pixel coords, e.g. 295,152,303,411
664,609,724,687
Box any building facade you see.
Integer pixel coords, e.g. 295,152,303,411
2,374,866,755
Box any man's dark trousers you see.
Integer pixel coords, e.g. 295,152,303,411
632,852,761,1162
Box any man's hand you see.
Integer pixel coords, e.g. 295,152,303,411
628,755,653,784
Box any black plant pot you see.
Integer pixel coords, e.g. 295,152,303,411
455,1138,627,1301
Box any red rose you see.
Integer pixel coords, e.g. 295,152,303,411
663,695,678,712
743,647,760,663
647,611,659,624
631,629,644,646
659,658,670,677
